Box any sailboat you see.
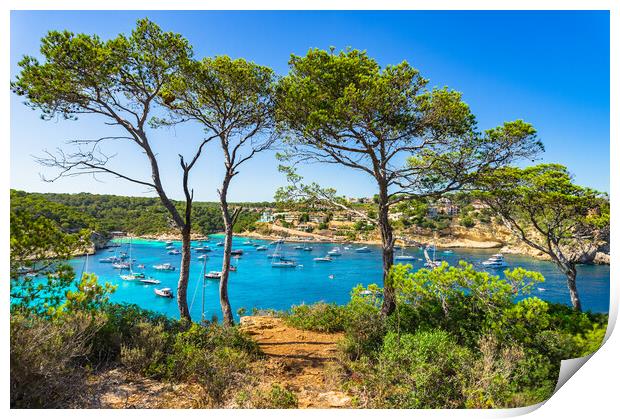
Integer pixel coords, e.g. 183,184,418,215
394,246,416,261
120,238,145,280
423,244,442,268
271,241,297,268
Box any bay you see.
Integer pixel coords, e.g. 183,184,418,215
69,235,610,321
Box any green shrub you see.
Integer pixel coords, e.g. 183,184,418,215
10,310,105,408
284,302,348,332
345,330,472,408
460,215,476,228
243,384,299,408
120,321,170,378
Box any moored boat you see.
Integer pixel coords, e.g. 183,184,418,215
481,253,507,268
327,248,342,256
168,249,181,255
355,246,371,253
205,271,222,279
139,278,161,285
155,287,173,298
313,256,333,262
153,263,175,271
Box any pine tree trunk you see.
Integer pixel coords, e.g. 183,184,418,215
219,175,235,326
177,227,192,321
220,222,234,326
378,185,396,316
565,264,582,311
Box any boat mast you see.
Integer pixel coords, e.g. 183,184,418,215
201,255,207,323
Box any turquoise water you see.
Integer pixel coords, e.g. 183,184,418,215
69,236,610,321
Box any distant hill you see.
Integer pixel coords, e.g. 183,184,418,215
10,190,269,237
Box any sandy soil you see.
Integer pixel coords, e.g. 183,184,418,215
240,316,351,408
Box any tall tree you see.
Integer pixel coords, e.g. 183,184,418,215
475,164,609,311
276,48,542,315
161,56,276,325
11,19,211,321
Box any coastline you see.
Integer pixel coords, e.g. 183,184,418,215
113,228,609,266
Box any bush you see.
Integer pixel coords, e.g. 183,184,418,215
10,310,105,408
344,330,472,408
340,287,386,359
460,215,475,228
239,383,298,408
120,321,170,377
284,302,348,332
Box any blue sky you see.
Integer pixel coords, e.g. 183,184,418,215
10,10,610,201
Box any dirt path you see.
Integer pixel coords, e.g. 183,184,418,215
240,316,352,408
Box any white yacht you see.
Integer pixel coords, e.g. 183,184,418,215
205,271,222,279
482,254,507,268
155,288,173,298
327,248,342,256
153,263,175,271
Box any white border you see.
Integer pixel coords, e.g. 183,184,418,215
2,2,617,418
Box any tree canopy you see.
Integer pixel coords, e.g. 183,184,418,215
475,164,609,311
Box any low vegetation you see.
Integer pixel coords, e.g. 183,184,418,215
283,263,607,408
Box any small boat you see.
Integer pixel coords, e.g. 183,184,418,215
140,278,161,285
537,287,546,292
120,271,145,280
137,264,145,269
343,246,351,250
294,245,304,250
267,253,282,259
99,256,119,263
482,254,507,268
230,266,237,272
112,262,131,270
153,263,175,271
194,246,211,253
395,247,416,261
197,254,208,260
165,241,173,246
355,246,371,253
216,241,224,246
168,249,181,255
243,240,253,245
313,256,333,262
328,274,335,279
155,287,173,298
165,245,175,250
205,271,222,279
424,260,443,268
272,260,297,268
443,250,454,254
303,246,313,251
256,245,268,251
327,248,342,256
252,243,260,247
231,249,244,256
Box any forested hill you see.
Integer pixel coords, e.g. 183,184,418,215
10,190,269,237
